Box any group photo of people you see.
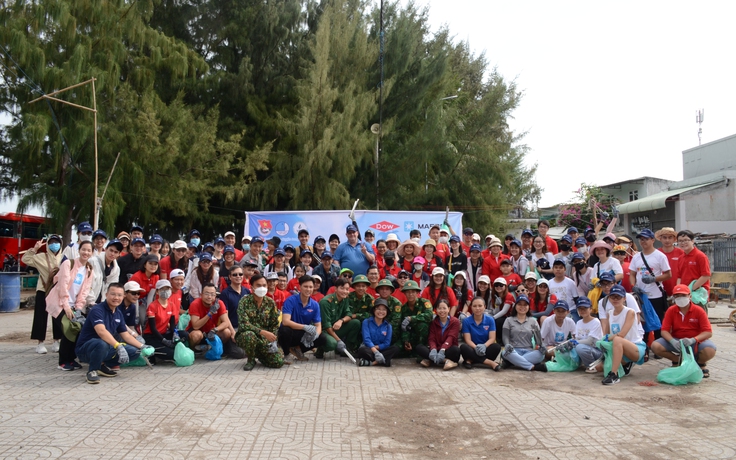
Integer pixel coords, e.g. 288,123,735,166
22,215,717,385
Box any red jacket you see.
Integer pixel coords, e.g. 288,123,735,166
428,316,461,350
481,253,510,281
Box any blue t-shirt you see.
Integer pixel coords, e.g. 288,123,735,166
333,241,374,276
121,301,138,327
220,286,250,329
76,301,128,350
282,294,322,325
462,314,496,346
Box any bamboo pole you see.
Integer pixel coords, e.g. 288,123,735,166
27,78,96,104
92,78,99,230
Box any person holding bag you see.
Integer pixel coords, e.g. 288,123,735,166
628,229,671,343
45,240,95,371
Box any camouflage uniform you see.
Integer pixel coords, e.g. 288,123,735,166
319,294,361,353
235,294,283,368
399,297,434,352
382,295,404,345
348,291,375,323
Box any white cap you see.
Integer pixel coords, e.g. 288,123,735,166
155,279,172,290
472,233,481,242
312,274,322,283
224,231,236,238
242,235,252,242
431,266,445,276
493,277,507,285
386,233,400,243
265,272,279,280
524,272,538,280
485,234,495,241
172,240,187,250
124,281,144,292
169,269,185,279
536,278,549,286
477,275,491,285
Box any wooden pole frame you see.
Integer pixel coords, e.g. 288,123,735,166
28,78,100,229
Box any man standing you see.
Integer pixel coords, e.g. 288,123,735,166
333,225,375,276
629,228,671,341
224,231,245,261
317,279,361,358
241,236,266,271
537,220,558,254
219,266,250,330
63,221,93,260
188,284,245,359
676,230,711,296
655,227,684,297
118,237,147,281
75,283,151,384
278,276,327,361
312,251,339,294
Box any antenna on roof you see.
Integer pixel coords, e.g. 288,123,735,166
696,109,704,145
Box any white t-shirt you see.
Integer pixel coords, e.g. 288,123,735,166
629,250,670,299
598,293,644,337
593,257,623,277
571,268,594,298
540,316,576,347
67,264,86,307
575,318,603,343
547,277,578,305
608,306,644,344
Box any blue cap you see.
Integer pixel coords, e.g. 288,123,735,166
553,299,570,311
609,285,626,297
576,297,592,308
251,236,264,244
346,224,358,233
575,237,587,246
106,239,123,251
321,251,333,259
300,249,313,257
214,237,225,245
584,227,595,234
149,234,163,244
571,252,585,261
449,235,461,243
223,245,235,254
189,229,201,238
515,294,530,305
560,235,573,244
599,272,616,282
567,227,579,234
131,225,144,233
187,242,197,249
199,252,213,262
521,229,534,237
470,243,482,252
283,243,294,251
273,248,285,256
552,258,566,266
536,258,550,269
77,221,93,233
314,235,326,243
92,229,107,239
203,242,215,251
510,239,522,247
131,237,146,246
637,229,655,239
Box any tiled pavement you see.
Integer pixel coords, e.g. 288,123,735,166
1,306,735,459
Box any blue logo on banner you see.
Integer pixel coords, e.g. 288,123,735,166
404,221,414,231
275,222,290,236
293,222,308,235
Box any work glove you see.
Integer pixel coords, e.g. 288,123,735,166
428,349,438,362
475,344,486,356
374,351,385,364
72,309,85,325
669,338,681,352
267,341,279,354
116,344,129,364
136,336,146,345
612,206,619,218
504,344,515,356
208,302,219,315
162,338,175,348
207,329,218,341
302,325,317,337
436,349,446,365
641,274,656,284
601,211,609,220
588,282,596,291
682,337,697,348
336,340,346,354
525,253,532,262
401,317,411,331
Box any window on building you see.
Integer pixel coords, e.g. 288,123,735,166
629,190,638,201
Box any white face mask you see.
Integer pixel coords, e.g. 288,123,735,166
79,235,92,242
674,297,690,308
439,236,448,244
159,290,172,300
413,264,423,272
579,246,588,253
411,237,420,243
254,287,268,298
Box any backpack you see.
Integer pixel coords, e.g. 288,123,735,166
45,259,73,298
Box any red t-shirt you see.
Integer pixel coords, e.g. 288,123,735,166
267,290,288,310
678,247,711,293
286,278,301,294
128,272,160,297
493,293,516,316
188,298,226,333
502,273,523,290
620,261,632,292
545,235,559,255
311,292,324,303
366,287,380,299
481,254,510,282
659,247,684,296
661,303,712,339
420,286,458,308
393,289,407,304
145,299,178,335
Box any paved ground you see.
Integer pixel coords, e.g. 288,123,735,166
0,301,735,459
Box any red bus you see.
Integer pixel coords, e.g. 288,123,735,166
0,213,48,271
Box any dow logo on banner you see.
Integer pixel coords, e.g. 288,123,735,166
370,221,399,232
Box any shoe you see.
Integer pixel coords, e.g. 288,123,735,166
359,359,372,367
491,363,502,372
290,347,308,361
585,365,600,374
652,353,662,360
622,361,634,376
110,365,121,371
463,362,473,370
58,362,75,371
71,361,82,370
315,349,324,359
500,359,513,370
533,363,547,372
227,345,246,360
243,360,256,371
443,360,458,371
193,344,211,356
98,364,118,378
51,341,60,353
420,359,431,367
36,344,48,354
86,370,100,384
602,371,620,385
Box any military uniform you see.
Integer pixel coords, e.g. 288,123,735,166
399,297,433,350
382,296,404,345
318,293,361,353
349,291,375,323
235,295,284,368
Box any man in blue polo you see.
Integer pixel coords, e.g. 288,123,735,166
278,275,327,361
76,283,152,384
333,224,375,276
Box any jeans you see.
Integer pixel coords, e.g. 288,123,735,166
575,343,603,367
569,310,581,323
504,347,545,370
76,338,141,371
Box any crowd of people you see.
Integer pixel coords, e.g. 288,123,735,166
22,217,717,385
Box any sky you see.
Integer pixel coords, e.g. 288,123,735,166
413,0,736,207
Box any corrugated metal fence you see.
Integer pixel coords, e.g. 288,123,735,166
712,238,736,272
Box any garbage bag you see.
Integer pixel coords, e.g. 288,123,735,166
596,339,625,378
688,281,708,307
546,349,580,372
657,341,703,385
205,335,223,361
637,291,662,333
178,312,191,331
174,342,195,367
123,356,148,367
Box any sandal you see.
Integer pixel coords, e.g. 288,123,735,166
698,364,710,378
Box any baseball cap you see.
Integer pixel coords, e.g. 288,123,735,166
242,260,258,267
311,274,322,283
298,229,310,236
77,222,93,233
536,278,549,286
251,236,264,244
553,299,570,311
266,236,281,246
131,225,144,233
131,237,146,246
672,284,691,295
599,272,616,282
314,235,326,243
188,229,201,238
575,237,587,246
384,250,395,259
510,239,522,247
155,279,172,290
470,243,482,253
150,234,164,244
199,252,213,262
92,229,107,239
117,231,131,241
567,227,579,234
346,224,358,233
412,256,426,265
500,258,512,265
241,235,252,242
300,249,313,257
203,242,215,251
552,259,566,267
143,254,159,264
265,272,279,280
224,231,236,238
449,235,461,243
463,227,474,235
364,229,375,236
477,275,491,285
521,229,534,237
273,248,285,256
515,294,530,305
524,272,538,281
172,240,187,250
493,277,507,286
223,245,236,254
214,237,225,245
431,267,445,276
284,244,295,251
187,242,197,249
106,239,124,251
571,252,585,261
560,235,573,244
169,269,185,279
339,268,354,276
472,233,481,241
609,285,626,297
575,297,592,308
321,251,333,259
124,281,144,292
637,229,655,239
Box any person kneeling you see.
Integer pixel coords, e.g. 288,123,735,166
236,274,284,371
417,300,462,370
459,297,502,371
188,284,245,359
143,280,189,363
357,299,399,366
75,283,153,384
278,275,327,361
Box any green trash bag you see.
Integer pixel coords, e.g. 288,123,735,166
596,339,625,378
178,312,191,331
657,341,703,385
174,341,195,367
546,349,580,372
688,281,708,307
123,356,148,367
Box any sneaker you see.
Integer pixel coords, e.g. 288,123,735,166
58,362,75,371
314,349,325,359
36,344,48,354
86,370,100,384
193,344,211,356
110,365,121,371
243,360,256,371
71,361,82,370
420,359,431,367
602,371,620,385
622,361,634,376
358,359,372,367
98,364,118,378
443,360,458,371
289,347,308,361
533,363,547,372
463,362,473,370
51,341,60,353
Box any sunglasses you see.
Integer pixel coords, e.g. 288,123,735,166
398,276,409,280
230,273,244,277
493,283,505,288
128,292,141,297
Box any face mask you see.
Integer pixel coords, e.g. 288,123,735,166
439,236,448,244
80,235,92,242
190,238,200,246
573,262,586,270
243,244,250,252
579,246,588,253
159,290,172,300
411,237,420,243
385,258,394,266
585,235,596,243
254,287,268,298
413,264,423,272
559,245,571,252
48,242,61,253
674,297,690,308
